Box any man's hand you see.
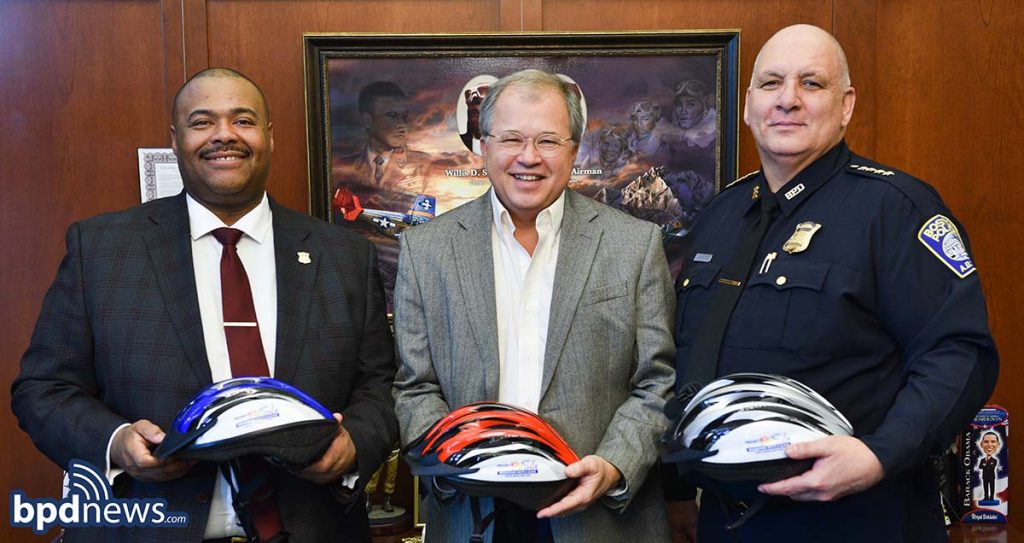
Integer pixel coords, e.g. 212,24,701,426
110,420,195,482
296,413,357,485
757,435,884,501
536,455,622,519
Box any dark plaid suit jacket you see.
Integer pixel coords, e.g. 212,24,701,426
11,193,398,542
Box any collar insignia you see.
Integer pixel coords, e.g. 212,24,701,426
784,183,805,200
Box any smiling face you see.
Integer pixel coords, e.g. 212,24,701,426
981,433,1000,456
744,25,855,182
481,84,577,227
171,74,273,224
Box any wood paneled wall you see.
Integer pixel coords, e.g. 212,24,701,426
1,3,173,541
2,1,1020,541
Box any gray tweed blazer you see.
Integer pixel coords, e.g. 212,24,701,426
393,189,675,543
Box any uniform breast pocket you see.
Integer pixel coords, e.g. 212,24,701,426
675,263,721,346
744,260,830,352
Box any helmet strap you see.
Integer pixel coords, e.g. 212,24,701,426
724,494,768,532
468,496,496,543
708,483,770,536
221,459,289,543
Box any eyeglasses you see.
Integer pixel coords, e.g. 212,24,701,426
484,131,574,157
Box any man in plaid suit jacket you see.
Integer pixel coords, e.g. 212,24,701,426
11,68,397,542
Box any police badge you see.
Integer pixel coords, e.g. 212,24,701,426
918,214,976,278
783,222,822,254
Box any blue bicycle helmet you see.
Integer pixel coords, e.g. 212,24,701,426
155,377,338,467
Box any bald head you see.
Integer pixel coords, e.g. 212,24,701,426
172,68,269,125
743,24,857,187
751,24,851,91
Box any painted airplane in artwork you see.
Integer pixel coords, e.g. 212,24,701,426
332,186,436,239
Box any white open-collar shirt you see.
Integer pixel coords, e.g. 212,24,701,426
490,189,565,413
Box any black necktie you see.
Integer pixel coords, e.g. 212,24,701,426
683,188,781,387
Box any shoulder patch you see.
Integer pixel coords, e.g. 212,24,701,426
724,170,760,190
918,214,976,278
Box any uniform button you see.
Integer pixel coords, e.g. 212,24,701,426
776,276,787,286
682,278,690,287
196,493,210,503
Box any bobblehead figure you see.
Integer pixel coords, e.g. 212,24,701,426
977,431,1002,504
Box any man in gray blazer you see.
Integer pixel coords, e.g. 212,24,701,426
393,69,675,542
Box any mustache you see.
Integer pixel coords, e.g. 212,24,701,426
200,144,251,158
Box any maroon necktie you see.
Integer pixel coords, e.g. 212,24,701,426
212,227,283,541
212,227,270,378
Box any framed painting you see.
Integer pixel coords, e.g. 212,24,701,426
304,30,740,301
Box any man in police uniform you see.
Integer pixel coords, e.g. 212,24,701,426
672,24,998,541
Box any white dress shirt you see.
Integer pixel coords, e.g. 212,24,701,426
189,193,277,539
488,190,630,501
102,194,277,539
490,189,564,413
189,193,278,382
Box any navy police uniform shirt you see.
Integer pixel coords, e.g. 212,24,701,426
674,141,998,542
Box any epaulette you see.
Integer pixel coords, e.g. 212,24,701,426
847,162,898,179
723,170,760,190
847,155,943,214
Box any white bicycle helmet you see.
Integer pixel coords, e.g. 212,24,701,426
662,373,853,482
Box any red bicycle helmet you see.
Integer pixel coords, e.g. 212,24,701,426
402,402,579,511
